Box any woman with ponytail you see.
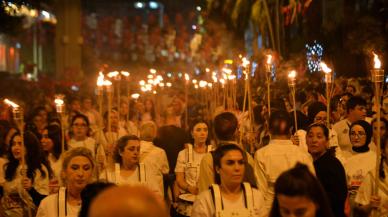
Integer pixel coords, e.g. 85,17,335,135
354,136,388,216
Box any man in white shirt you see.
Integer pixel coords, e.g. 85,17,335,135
254,110,315,215
333,96,367,158
139,121,169,197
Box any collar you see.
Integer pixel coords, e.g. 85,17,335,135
269,139,294,145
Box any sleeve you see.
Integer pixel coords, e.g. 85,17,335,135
159,150,170,175
174,151,186,173
354,173,373,206
252,188,268,217
253,151,270,211
197,153,215,193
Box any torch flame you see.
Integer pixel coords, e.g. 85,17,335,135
4,99,19,108
242,57,250,68
320,62,332,74
150,69,157,74
131,93,140,99
103,79,112,86
266,55,272,64
107,71,119,78
121,71,130,77
373,53,381,69
288,70,297,79
184,73,190,81
54,96,64,106
97,72,105,86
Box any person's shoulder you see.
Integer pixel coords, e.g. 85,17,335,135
333,119,346,128
40,193,58,206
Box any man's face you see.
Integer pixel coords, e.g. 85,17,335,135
349,105,367,121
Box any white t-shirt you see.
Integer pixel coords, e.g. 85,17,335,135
140,140,169,197
333,119,353,158
68,137,97,157
191,187,266,217
36,193,81,217
100,164,160,196
254,139,315,214
344,150,376,197
175,147,206,186
355,163,388,217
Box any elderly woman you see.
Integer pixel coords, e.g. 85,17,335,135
306,123,347,217
191,144,266,217
0,131,52,217
36,147,95,217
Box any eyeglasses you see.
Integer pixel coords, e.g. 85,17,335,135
350,132,366,138
73,123,87,128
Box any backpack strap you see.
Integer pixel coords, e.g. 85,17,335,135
58,187,66,217
187,144,193,164
114,163,121,185
242,182,254,209
210,184,223,212
138,163,146,183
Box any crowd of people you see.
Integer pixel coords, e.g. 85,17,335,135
0,75,387,217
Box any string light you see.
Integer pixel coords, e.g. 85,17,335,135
306,41,323,73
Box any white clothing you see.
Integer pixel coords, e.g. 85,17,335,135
355,163,388,217
254,139,315,214
140,140,169,196
175,146,207,216
119,120,139,136
94,129,127,156
36,193,81,217
333,119,353,158
68,137,100,157
191,186,266,217
175,147,206,186
344,150,376,197
100,163,160,196
47,153,63,186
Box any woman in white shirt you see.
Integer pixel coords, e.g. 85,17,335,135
101,135,157,193
191,144,266,217
1,131,52,217
344,120,376,216
174,120,210,216
68,114,105,172
355,136,388,216
36,147,95,217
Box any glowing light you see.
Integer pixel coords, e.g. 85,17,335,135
192,79,197,84
121,71,130,77
150,68,157,74
224,59,233,64
185,73,190,81
205,68,210,73
192,25,197,30
153,90,157,94
228,74,236,80
4,99,19,108
196,6,201,11
149,1,159,9
306,41,324,72
97,72,105,86
166,82,172,87
242,57,250,68
148,79,154,85
139,80,146,86
156,75,163,81
373,53,381,69
103,80,112,86
222,68,232,74
131,93,140,99
320,62,332,74
134,2,145,8
288,70,297,79
208,83,213,88
266,55,272,64
108,71,119,78
54,97,64,106
199,80,207,88
159,83,165,87
194,84,199,89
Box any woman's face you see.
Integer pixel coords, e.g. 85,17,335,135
63,156,93,191
372,121,386,140
41,129,54,152
11,135,23,160
313,111,327,124
192,123,208,145
217,150,245,187
306,126,328,157
350,125,367,147
277,195,317,217
72,117,88,139
121,140,140,167
145,100,153,112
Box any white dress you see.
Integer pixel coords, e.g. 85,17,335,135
191,184,266,217
36,193,81,217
